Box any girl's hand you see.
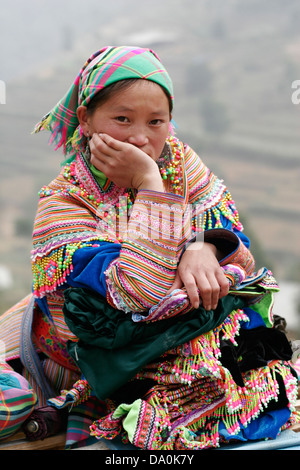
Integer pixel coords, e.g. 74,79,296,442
89,133,164,192
167,242,229,311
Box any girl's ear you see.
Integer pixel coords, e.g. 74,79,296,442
77,106,89,136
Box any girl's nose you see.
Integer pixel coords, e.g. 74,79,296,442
127,128,149,147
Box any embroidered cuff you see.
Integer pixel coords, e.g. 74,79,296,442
203,228,255,274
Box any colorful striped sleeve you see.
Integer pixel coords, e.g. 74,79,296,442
105,190,186,312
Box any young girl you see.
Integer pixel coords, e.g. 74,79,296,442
0,46,298,450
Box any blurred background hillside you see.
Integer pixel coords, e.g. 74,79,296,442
1,0,300,334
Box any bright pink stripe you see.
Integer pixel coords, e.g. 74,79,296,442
91,47,142,89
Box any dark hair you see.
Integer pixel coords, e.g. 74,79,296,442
86,78,173,115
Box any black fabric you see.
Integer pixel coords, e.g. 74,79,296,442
203,227,240,256
220,327,293,387
110,378,157,404
63,287,246,400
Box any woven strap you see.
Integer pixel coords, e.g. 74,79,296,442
19,295,56,400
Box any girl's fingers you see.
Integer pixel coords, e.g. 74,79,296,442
183,273,200,309
89,134,119,169
188,270,226,311
89,134,105,159
90,133,111,156
193,275,212,311
98,133,121,150
167,267,229,312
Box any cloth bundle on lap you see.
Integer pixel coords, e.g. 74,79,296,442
48,282,299,450
62,288,245,399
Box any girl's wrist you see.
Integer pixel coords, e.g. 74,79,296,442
136,173,164,192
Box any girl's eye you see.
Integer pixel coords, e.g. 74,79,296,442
150,119,163,125
115,116,129,123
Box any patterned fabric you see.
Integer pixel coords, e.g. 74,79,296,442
184,145,242,231
0,294,32,361
0,294,80,408
32,299,78,371
33,46,173,158
21,359,80,409
48,379,92,409
49,278,297,450
64,397,108,448
46,380,107,448
220,233,255,274
1,135,284,448
90,399,159,449
104,148,254,312
0,362,37,440
88,310,299,450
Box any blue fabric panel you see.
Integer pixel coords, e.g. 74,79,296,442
233,227,250,248
241,307,267,329
219,429,300,451
66,242,122,297
218,408,291,442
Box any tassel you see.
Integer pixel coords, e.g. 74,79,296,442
32,113,51,134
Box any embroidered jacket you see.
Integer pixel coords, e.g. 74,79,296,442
31,138,254,313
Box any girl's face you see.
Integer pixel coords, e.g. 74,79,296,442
79,80,171,162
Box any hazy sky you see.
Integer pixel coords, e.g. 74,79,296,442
0,0,135,81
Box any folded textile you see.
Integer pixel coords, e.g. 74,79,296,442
220,326,293,387
0,362,37,440
63,288,245,399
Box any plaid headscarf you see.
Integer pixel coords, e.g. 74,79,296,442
34,46,174,158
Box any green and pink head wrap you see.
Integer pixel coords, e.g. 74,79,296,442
34,46,174,159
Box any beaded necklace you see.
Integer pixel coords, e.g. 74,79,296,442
156,135,184,195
